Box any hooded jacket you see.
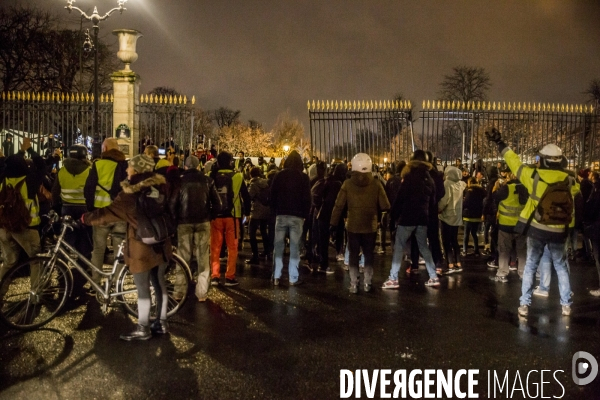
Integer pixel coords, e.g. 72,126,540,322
83,172,172,274
270,150,311,219
316,163,347,223
330,171,390,233
248,176,272,220
462,182,486,221
391,160,436,227
438,166,467,226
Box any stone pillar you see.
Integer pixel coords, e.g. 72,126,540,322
111,29,143,158
111,71,140,158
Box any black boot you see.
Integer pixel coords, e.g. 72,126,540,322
150,319,169,335
120,324,151,341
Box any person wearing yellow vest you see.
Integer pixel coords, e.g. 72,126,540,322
486,128,578,317
209,151,251,286
84,138,128,285
490,171,529,283
0,138,41,281
51,144,92,294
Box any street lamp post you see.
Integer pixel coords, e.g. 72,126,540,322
65,0,127,158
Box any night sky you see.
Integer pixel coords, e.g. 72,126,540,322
6,0,600,131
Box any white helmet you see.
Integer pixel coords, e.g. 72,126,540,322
351,153,372,172
539,144,563,163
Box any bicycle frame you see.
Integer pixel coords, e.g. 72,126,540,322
45,221,135,302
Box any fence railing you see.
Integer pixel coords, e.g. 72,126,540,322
0,91,113,156
417,100,599,168
308,100,413,165
138,94,196,155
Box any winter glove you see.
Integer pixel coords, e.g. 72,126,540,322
485,127,507,153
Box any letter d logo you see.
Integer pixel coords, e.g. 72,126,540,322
572,351,598,386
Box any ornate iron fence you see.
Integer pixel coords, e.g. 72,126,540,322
417,100,599,168
138,94,197,155
0,91,113,156
308,100,413,165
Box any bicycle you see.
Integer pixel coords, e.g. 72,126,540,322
0,211,192,330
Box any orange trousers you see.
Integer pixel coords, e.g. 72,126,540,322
210,218,239,280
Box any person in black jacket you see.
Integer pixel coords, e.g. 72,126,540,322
383,150,439,288
2,133,14,157
584,171,600,297
314,162,347,274
381,161,404,256
462,177,487,256
482,165,500,266
270,150,311,286
169,155,221,301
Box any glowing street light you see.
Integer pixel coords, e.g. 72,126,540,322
65,0,128,158
283,145,290,153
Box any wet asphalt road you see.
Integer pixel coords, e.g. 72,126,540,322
1,243,600,400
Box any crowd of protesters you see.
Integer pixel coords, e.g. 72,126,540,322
1,128,600,341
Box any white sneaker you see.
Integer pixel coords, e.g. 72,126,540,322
336,254,345,261
590,289,600,297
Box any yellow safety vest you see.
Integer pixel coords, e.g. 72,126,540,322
94,159,118,208
498,183,524,227
219,169,244,218
503,148,580,236
58,167,90,205
2,177,40,227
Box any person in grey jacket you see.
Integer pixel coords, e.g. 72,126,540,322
438,166,467,274
246,166,273,264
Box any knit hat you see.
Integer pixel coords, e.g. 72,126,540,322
185,155,200,170
129,154,155,173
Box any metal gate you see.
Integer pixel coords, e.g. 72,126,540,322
138,94,196,155
418,101,599,168
308,100,413,165
1,91,113,156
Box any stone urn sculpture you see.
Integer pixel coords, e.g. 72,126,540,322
113,29,143,71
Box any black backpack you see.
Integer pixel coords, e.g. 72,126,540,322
213,171,235,218
0,179,32,232
135,186,174,245
531,171,573,226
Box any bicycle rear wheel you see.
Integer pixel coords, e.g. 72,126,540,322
117,254,190,319
0,256,71,330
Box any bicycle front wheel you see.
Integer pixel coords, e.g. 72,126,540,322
0,256,71,330
117,255,190,319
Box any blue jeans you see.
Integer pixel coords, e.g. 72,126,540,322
273,215,304,283
521,237,572,306
389,225,437,280
537,246,552,293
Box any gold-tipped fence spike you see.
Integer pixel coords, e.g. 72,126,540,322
325,100,330,110
560,104,565,112
190,95,195,105
336,100,339,110
183,95,187,104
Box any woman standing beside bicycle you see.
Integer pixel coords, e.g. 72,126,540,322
82,154,172,341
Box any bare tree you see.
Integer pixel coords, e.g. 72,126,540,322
212,107,241,128
583,79,600,109
0,5,118,94
438,66,491,103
